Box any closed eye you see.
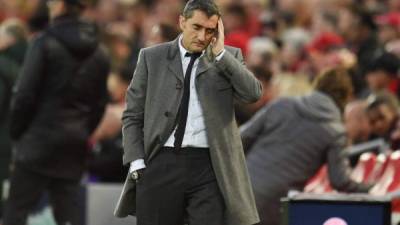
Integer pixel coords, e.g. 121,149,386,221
206,29,215,35
193,25,201,30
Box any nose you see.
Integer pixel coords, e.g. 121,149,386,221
197,29,206,42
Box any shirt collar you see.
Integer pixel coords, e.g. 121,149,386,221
178,35,205,61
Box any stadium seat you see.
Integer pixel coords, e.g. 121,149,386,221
366,153,389,184
351,152,377,183
304,165,333,193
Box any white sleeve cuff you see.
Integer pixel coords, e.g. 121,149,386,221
129,159,146,173
215,49,226,61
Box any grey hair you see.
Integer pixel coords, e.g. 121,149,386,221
182,0,220,19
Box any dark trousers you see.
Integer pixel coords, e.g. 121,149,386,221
3,164,81,225
136,147,225,225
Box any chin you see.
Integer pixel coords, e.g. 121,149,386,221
190,45,205,52
196,48,205,52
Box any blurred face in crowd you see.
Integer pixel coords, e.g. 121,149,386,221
47,0,64,19
107,73,129,103
337,8,358,42
368,103,397,136
345,102,371,143
179,10,218,53
146,25,164,47
308,50,345,75
366,70,392,91
389,0,400,11
378,25,398,44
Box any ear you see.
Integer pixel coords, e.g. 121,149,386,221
179,15,186,31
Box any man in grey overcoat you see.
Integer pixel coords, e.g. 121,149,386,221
114,1,262,225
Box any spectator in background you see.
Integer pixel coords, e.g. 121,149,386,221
312,10,338,35
235,65,274,125
246,37,278,73
279,27,311,73
337,5,380,95
26,0,49,37
0,17,28,219
241,68,371,225
90,69,131,143
304,32,347,76
365,51,400,98
0,18,27,86
272,72,312,97
88,68,132,183
344,100,371,145
103,29,134,70
375,12,400,45
386,38,400,57
258,11,281,46
3,0,110,224
366,92,400,149
145,22,179,47
275,0,314,28
388,0,400,11
241,0,263,37
223,3,251,56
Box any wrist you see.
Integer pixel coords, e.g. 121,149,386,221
131,168,144,180
213,49,224,57
213,47,224,56
131,170,139,180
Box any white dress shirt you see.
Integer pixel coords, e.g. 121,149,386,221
130,36,225,173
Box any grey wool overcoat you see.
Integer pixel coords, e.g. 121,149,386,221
114,37,262,225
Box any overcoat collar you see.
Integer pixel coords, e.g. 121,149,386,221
167,36,214,82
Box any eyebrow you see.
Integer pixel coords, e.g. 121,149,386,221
193,23,217,31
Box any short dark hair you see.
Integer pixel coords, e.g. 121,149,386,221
348,5,376,30
367,92,399,113
62,0,87,15
225,3,247,22
367,51,400,76
182,0,220,19
313,67,353,112
158,23,180,42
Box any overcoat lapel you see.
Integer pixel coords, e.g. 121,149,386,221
167,37,214,79
167,38,184,83
196,46,214,77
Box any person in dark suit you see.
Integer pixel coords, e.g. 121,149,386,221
114,1,262,225
3,0,110,224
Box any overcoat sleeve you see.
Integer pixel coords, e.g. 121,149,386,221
122,49,148,165
215,48,262,104
327,134,372,192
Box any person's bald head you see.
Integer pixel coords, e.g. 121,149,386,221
345,100,371,143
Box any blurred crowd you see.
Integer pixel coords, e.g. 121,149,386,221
0,0,400,224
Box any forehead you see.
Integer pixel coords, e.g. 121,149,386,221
185,10,219,29
369,104,392,117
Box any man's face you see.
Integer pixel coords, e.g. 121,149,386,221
368,104,397,136
366,70,392,91
179,10,218,53
378,25,398,44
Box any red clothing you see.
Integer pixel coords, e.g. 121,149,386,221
225,30,251,57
